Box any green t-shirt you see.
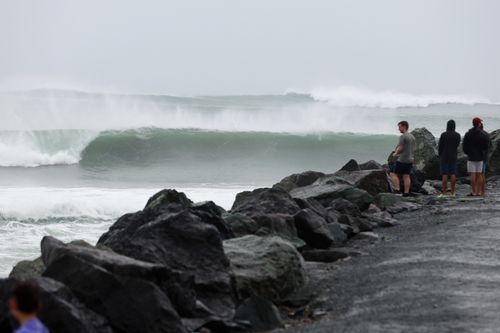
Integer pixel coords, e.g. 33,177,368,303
397,132,416,163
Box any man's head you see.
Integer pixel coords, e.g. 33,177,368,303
473,117,482,128
398,121,409,134
9,282,42,320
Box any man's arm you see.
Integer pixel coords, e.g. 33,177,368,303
393,136,404,157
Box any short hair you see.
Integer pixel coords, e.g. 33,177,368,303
11,282,41,314
398,121,409,130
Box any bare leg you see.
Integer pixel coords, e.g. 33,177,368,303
477,173,484,196
441,175,448,194
480,173,486,196
473,173,482,195
403,174,411,194
470,172,477,195
450,175,457,195
390,172,400,192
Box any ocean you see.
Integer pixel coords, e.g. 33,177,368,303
1,87,499,275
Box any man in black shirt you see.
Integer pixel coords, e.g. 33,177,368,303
438,120,461,196
463,117,489,196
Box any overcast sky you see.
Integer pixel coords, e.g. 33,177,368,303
1,0,499,99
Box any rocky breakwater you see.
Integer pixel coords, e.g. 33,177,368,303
1,155,434,332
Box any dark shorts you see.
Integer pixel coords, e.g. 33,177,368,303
483,161,488,173
388,162,396,173
395,161,412,175
440,162,457,176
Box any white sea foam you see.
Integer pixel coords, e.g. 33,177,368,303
301,86,495,109
0,186,244,276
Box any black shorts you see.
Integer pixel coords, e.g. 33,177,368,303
395,161,412,175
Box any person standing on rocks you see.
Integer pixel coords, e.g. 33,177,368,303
9,281,49,333
438,120,461,197
391,121,416,197
463,117,489,196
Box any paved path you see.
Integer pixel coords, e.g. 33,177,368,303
281,181,500,333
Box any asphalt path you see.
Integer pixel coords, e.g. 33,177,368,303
279,180,500,333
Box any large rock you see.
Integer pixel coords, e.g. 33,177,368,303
374,193,404,210
411,128,440,179
329,198,361,217
489,130,500,174
233,296,284,332
43,254,187,333
98,189,237,319
9,257,45,281
231,187,301,217
339,159,360,171
334,169,390,196
252,214,304,247
359,160,383,170
223,213,259,237
41,236,196,317
223,235,306,303
0,278,113,333
289,184,373,210
272,171,326,192
293,209,334,249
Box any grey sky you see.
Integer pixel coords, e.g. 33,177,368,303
1,0,499,99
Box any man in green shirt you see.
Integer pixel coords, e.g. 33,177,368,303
390,121,416,197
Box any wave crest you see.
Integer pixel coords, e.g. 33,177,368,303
289,86,495,109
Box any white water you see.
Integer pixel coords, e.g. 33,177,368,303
306,86,496,109
0,186,244,276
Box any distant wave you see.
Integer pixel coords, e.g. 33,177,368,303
288,86,496,109
0,128,395,168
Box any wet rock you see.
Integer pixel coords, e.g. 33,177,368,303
252,214,304,247
223,213,259,237
359,160,383,170
339,223,357,238
0,277,113,333
144,188,193,211
294,198,333,222
290,184,373,210
223,235,306,303
338,215,373,233
8,257,45,281
374,193,403,210
411,128,440,179
273,171,326,192
488,129,500,174
192,201,234,239
233,296,284,332
41,236,197,317
340,159,360,171
329,198,361,217
43,254,187,333
293,209,334,249
334,169,390,195
326,222,348,244
231,187,301,217
98,190,238,319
